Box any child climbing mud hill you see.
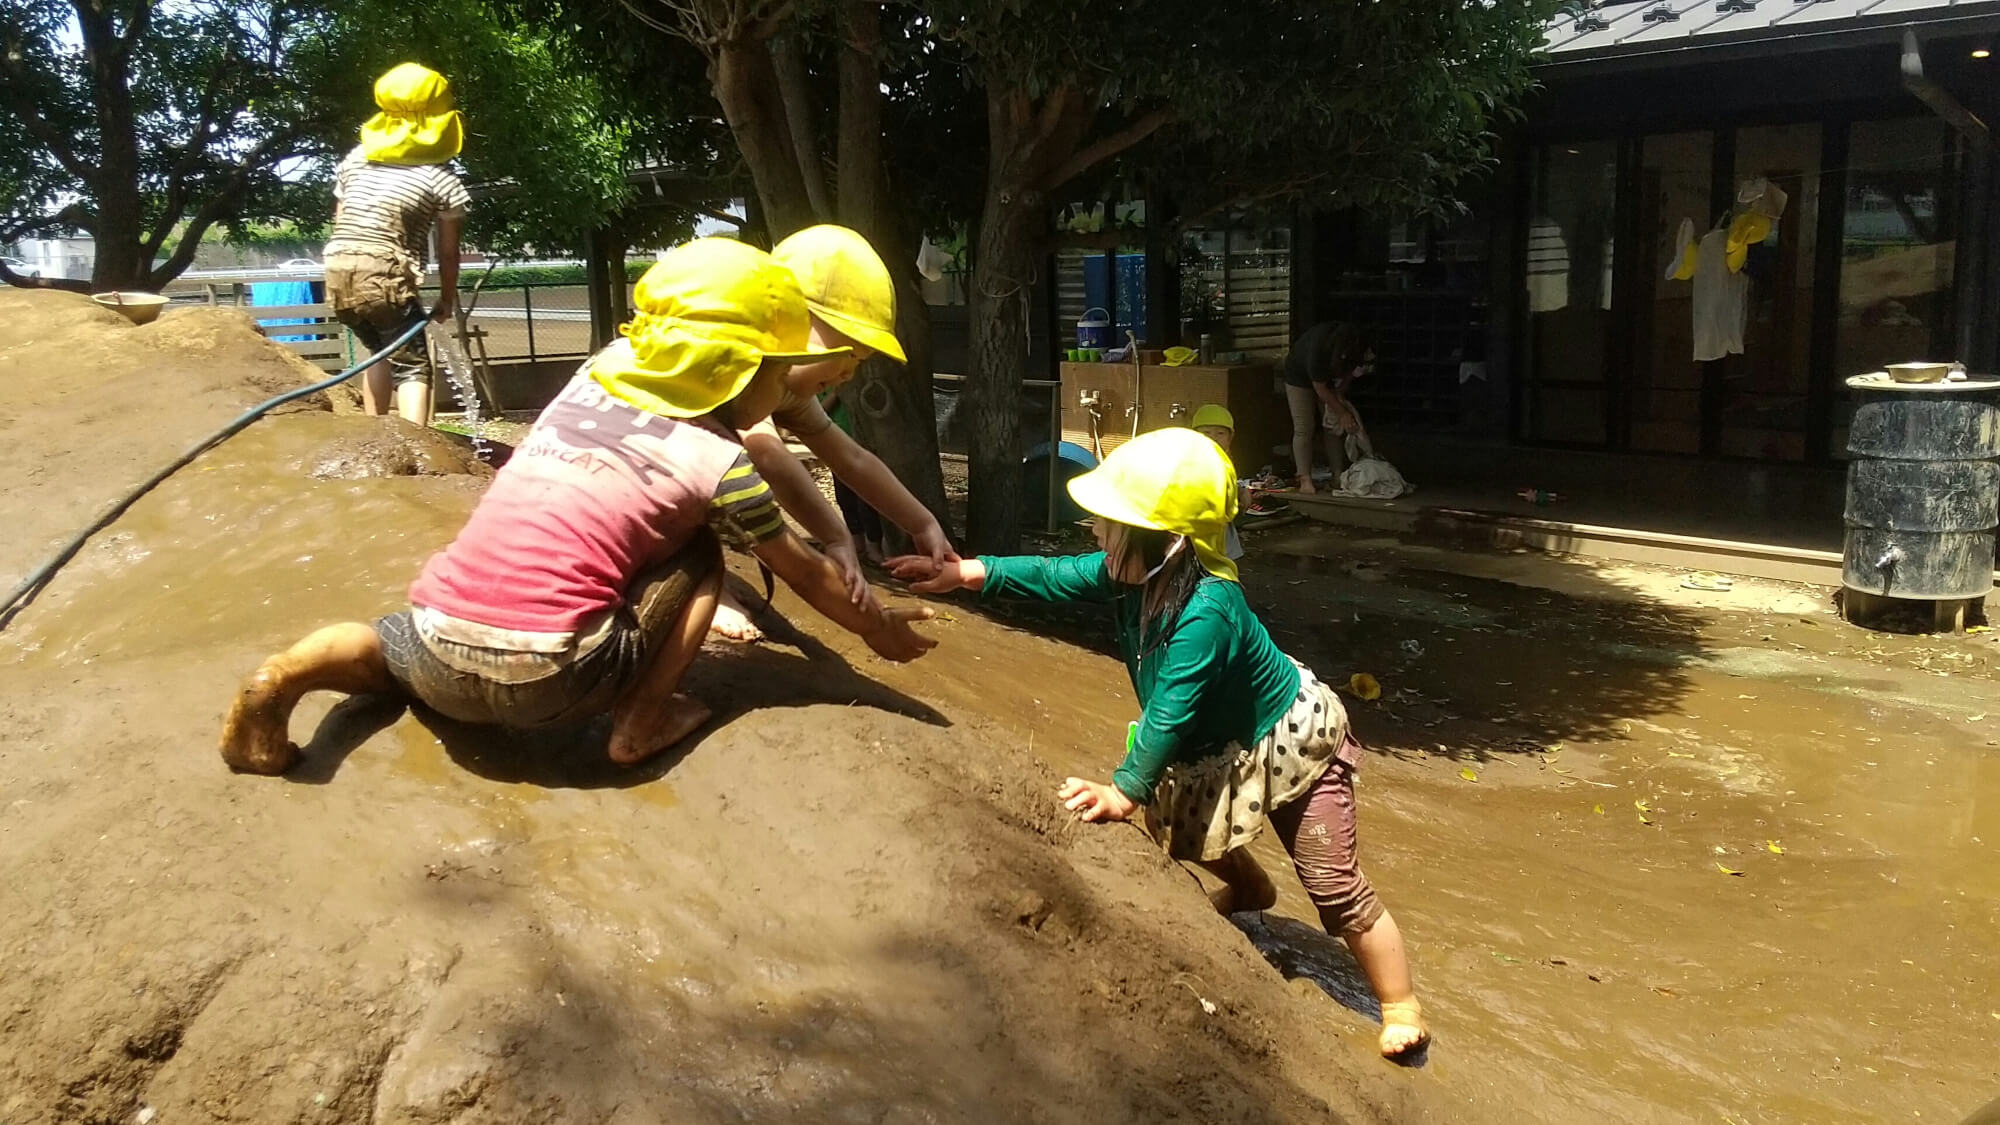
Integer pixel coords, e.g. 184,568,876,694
220,238,934,776
892,427,1428,1058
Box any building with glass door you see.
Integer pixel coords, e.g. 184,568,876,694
1513,0,1999,466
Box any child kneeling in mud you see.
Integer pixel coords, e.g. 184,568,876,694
220,238,934,775
889,428,1426,1058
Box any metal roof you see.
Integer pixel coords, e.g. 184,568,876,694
1543,0,2000,66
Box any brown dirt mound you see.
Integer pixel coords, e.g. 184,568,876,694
0,293,1450,1123
0,290,487,595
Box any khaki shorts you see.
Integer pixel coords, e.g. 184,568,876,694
326,248,429,385
376,534,719,728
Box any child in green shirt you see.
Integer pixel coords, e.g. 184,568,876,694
889,428,1427,1058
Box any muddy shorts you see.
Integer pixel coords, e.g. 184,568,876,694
375,535,718,728
325,248,429,386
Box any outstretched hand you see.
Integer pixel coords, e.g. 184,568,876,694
1058,777,1137,823
886,555,986,594
864,604,938,662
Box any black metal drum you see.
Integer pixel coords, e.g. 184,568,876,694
1842,374,2000,600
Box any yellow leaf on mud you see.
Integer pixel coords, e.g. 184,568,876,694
1716,864,1745,876
1592,804,1605,815
1545,742,1565,754
1349,673,1382,701
1459,768,1479,782
1552,766,1573,775
1967,625,1991,634
1639,813,1655,826
1667,751,1694,759
1633,799,1651,812
1765,840,1784,854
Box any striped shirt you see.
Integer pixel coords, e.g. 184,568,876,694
408,375,785,635
324,146,470,264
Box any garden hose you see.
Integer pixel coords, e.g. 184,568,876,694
0,311,436,629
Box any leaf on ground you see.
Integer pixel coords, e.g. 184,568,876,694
1967,625,1991,634
1639,813,1655,826
1592,804,1605,815
1667,751,1695,759
1552,766,1574,775
1765,840,1784,854
1459,767,1479,782
1349,673,1382,701
1633,799,1651,812
1716,863,1745,876
1971,713,1989,722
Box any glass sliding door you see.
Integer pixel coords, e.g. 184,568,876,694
1833,119,1960,454
1717,123,1821,462
1629,131,1713,453
1520,141,1618,445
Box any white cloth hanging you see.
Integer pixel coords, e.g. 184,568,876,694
1692,227,1746,361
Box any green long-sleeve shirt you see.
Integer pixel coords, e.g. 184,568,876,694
978,552,1302,804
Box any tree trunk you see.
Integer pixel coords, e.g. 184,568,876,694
965,183,1044,553
711,39,818,237
79,2,147,291
770,33,832,220
847,210,951,546
830,0,949,544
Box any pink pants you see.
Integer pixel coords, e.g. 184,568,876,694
1266,761,1384,935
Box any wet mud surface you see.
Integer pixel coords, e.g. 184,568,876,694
3,290,1997,1122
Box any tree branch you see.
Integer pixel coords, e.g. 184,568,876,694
0,59,94,185
146,129,304,287
1040,108,1172,193
147,52,243,259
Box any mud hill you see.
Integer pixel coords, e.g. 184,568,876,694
0,290,1446,1123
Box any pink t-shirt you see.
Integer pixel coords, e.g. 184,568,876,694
409,375,783,633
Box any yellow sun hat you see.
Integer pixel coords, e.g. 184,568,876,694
1067,427,1240,582
586,239,853,419
1190,403,1235,432
769,224,906,364
359,63,464,166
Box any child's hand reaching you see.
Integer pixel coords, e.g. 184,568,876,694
886,555,986,594
1058,777,1137,823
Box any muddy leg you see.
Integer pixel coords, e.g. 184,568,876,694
360,361,394,416
1196,847,1278,915
607,560,723,766
396,380,432,427
219,622,394,775
1343,911,1427,1057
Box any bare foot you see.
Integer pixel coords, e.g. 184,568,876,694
607,693,713,766
218,667,302,775
707,589,764,643
1378,998,1429,1058
1297,479,1318,495
1207,858,1279,915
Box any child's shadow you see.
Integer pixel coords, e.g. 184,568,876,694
1231,911,1430,1068
283,607,949,790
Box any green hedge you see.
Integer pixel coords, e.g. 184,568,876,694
473,261,651,288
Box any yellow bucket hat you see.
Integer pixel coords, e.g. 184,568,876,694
359,63,464,166
1067,427,1239,582
1190,404,1234,432
770,225,907,364
587,238,853,419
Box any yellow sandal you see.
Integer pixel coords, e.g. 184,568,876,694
1378,998,1430,1058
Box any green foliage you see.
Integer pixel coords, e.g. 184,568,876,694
0,0,637,285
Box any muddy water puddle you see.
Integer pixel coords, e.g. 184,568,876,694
902,531,2000,1122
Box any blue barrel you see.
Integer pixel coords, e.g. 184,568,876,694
1842,374,2000,599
